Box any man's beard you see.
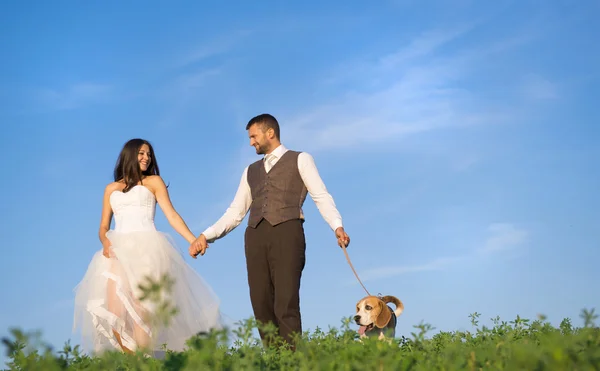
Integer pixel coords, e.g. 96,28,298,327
255,144,269,155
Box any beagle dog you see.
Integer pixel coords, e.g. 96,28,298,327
354,295,404,340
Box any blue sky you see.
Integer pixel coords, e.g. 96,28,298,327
1,0,599,363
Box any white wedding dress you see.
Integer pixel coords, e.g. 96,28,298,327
72,185,224,355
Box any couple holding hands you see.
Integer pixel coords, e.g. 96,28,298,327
72,113,351,355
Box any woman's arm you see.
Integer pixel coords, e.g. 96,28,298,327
149,176,196,244
99,183,115,256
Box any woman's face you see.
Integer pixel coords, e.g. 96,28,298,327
138,144,152,171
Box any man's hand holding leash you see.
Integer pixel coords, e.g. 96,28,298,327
336,226,350,248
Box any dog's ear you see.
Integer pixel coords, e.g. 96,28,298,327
375,300,391,328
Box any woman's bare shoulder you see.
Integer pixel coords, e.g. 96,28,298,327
104,181,123,194
144,175,165,186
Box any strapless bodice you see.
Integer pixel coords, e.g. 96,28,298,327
109,185,156,233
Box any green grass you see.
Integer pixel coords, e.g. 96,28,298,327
3,309,599,370
3,275,598,370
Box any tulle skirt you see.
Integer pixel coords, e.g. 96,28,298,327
72,230,225,355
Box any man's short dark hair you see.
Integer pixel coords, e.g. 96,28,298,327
246,113,280,140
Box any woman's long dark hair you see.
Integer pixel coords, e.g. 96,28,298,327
113,138,160,193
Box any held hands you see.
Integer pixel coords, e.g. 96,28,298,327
189,234,208,259
335,227,350,248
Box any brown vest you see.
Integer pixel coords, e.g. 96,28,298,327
246,150,308,228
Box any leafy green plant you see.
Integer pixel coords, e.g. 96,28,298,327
3,275,599,370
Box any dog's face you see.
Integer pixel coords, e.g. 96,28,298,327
354,296,392,333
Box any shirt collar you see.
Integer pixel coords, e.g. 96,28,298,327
265,144,287,160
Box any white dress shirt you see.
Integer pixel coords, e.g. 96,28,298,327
202,144,343,243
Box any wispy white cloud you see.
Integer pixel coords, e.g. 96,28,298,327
521,74,558,100
173,68,223,90
479,223,529,254
451,155,480,172
348,222,528,283
172,30,253,69
156,67,223,128
34,83,112,110
356,256,466,283
152,29,252,128
279,25,536,154
378,23,478,68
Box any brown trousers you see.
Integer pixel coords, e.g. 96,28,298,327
244,218,306,349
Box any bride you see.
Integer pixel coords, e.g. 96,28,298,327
72,138,224,355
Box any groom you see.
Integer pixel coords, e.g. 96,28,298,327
189,113,350,349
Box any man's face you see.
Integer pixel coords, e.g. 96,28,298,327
248,124,270,155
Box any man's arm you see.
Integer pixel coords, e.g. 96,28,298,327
201,166,252,243
297,152,343,231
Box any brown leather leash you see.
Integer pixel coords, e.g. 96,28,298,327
341,245,371,296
